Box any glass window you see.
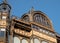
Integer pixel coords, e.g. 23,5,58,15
0,31,5,37
32,25,39,30
42,41,48,43
23,16,29,22
34,39,40,43
33,14,40,23
2,16,6,19
31,25,35,28
33,14,51,28
22,39,28,43
14,37,20,43
46,22,50,27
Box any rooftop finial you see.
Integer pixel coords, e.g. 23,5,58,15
29,6,35,14
31,6,34,12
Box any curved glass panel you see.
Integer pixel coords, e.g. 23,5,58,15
22,39,28,43
34,39,40,43
33,14,50,27
33,14,41,23
14,37,20,43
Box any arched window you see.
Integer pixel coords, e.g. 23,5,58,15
23,15,29,22
42,41,48,43
34,38,40,43
33,14,45,24
33,14,40,23
22,39,28,43
0,31,5,37
33,14,51,28
14,37,20,43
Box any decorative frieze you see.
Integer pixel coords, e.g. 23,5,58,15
14,29,32,37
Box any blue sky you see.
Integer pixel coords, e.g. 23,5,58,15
0,0,60,34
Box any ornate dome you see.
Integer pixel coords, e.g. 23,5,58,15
21,8,54,32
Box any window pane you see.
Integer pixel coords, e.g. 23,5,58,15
33,14,40,23
23,16,29,22
32,25,39,30
0,31,5,37
33,14,51,28
42,41,48,43
14,37,20,43
22,39,28,43
34,39,40,43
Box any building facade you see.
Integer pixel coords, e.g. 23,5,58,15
0,0,60,43
56,33,60,43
